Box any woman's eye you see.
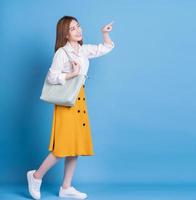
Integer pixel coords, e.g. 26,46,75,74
70,24,80,31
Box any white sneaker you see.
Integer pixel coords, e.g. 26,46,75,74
59,186,88,199
27,169,42,200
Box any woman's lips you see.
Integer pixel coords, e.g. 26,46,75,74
76,34,82,37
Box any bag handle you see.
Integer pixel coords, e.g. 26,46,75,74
62,47,74,62
62,46,89,79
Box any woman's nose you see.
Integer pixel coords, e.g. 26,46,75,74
76,27,82,33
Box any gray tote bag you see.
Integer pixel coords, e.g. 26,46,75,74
40,47,87,107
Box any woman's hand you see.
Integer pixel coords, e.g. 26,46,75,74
65,60,81,80
101,21,114,46
101,21,114,33
71,60,81,75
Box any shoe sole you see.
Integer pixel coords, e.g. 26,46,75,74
59,194,88,199
27,171,40,200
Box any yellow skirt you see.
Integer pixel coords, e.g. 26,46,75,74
48,84,95,157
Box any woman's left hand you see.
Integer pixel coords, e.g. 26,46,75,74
101,21,114,33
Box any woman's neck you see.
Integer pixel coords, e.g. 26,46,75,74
69,41,79,53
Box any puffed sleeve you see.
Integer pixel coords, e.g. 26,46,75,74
82,41,115,59
47,48,69,85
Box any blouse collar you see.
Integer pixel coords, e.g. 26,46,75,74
64,41,82,56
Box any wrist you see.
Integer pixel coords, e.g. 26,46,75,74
65,72,75,80
72,71,78,76
102,31,109,35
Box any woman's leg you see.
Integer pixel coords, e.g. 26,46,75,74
34,152,61,179
62,156,78,188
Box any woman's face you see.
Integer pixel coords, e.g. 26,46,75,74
66,20,82,42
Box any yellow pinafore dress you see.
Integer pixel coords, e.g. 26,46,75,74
48,84,95,157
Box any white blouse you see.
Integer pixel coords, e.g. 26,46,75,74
47,40,115,85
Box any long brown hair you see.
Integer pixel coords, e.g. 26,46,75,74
55,16,83,52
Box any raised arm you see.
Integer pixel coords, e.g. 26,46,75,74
82,21,115,59
102,21,114,46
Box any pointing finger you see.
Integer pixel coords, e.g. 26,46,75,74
108,21,114,25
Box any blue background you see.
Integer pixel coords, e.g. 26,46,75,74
0,0,196,197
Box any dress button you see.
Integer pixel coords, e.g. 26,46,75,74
77,110,80,113
84,110,86,113
78,97,80,100
83,123,85,126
